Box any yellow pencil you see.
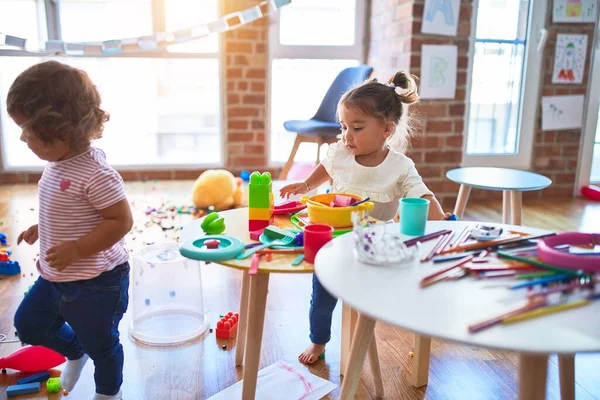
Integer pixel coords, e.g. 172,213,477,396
503,299,588,324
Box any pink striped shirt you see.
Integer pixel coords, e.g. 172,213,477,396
37,147,129,282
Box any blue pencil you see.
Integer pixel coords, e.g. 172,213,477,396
511,274,574,290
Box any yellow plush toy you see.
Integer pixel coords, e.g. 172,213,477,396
192,169,246,211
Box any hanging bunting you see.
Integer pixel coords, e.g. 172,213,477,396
0,0,292,56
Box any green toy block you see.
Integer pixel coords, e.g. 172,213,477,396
248,171,273,209
46,377,61,393
249,189,273,209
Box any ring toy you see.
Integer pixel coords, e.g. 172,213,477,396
179,235,245,262
537,232,600,273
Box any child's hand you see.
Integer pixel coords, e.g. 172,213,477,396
279,182,310,199
45,241,82,271
18,224,39,245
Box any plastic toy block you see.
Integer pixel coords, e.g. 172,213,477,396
248,171,273,209
331,195,353,207
46,377,61,393
216,312,239,339
17,371,50,385
7,382,40,397
249,229,264,241
264,226,296,240
0,232,6,246
0,252,9,261
249,218,270,232
249,188,273,209
0,261,20,276
249,206,274,221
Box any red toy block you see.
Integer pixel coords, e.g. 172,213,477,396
216,312,239,339
249,219,269,232
250,229,265,241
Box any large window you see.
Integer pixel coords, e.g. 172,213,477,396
269,0,364,164
0,0,221,169
464,0,546,168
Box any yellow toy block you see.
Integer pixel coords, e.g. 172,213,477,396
249,206,273,221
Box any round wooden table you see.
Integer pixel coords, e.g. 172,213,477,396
180,208,313,399
315,221,600,400
446,167,552,225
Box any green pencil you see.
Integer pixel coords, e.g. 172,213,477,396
516,271,558,280
497,250,586,277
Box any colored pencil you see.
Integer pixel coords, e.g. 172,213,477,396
468,299,546,333
404,229,452,247
249,253,262,275
420,255,474,287
496,232,557,250
527,280,595,299
510,274,574,290
421,234,450,262
503,299,588,324
451,225,473,249
497,250,583,276
516,271,558,280
440,234,521,255
475,271,517,279
450,225,470,247
432,251,480,263
436,232,455,255
255,248,304,255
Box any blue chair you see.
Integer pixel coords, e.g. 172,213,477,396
278,64,373,179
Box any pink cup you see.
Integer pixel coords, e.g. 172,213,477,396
304,224,334,264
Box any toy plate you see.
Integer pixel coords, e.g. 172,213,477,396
179,235,245,262
274,201,307,215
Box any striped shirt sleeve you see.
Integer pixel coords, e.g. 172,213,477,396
85,167,127,210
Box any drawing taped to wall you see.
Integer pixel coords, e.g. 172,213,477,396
552,34,587,84
553,0,597,22
420,45,457,99
421,0,461,36
541,95,585,131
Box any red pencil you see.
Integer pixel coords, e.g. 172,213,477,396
420,255,474,287
421,234,450,262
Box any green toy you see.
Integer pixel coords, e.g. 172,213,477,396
46,377,60,393
201,212,226,235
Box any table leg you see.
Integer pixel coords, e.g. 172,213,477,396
340,313,377,399
519,353,548,400
412,334,431,387
453,184,472,219
558,354,575,400
235,270,250,366
241,273,270,400
510,191,523,225
502,190,511,224
340,302,358,376
368,334,384,398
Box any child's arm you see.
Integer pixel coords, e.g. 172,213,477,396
280,163,331,198
45,199,133,271
422,195,450,220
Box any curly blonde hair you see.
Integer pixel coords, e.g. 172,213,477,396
7,60,109,151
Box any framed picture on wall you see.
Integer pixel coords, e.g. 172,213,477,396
552,0,597,23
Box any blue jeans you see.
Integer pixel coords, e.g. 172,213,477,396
14,263,129,396
309,274,338,345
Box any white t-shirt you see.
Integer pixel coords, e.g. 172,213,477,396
322,141,433,221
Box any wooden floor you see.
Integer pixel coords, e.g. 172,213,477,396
1,181,599,400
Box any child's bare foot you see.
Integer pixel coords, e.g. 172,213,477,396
298,343,325,364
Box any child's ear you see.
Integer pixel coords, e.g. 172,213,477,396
383,121,395,138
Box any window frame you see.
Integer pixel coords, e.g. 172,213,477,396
267,0,366,166
575,15,600,190
0,0,224,171
461,0,547,169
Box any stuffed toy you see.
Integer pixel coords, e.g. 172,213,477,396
192,169,246,211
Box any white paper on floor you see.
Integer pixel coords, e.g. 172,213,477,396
207,361,337,400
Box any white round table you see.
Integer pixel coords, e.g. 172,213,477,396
315,221,600,400
446,167,552,225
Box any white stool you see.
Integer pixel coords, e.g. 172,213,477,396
130,243,209,345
